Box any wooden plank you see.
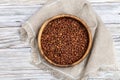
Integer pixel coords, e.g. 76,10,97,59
0,5,41,15
0,48,55,80
92,3,120,24
0,3,119,27
0,0,118,6
0,0,48,5
0,27,29,48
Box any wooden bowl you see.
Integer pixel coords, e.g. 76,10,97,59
38,14,92,67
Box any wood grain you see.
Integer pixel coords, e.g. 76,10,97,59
0,0,120,80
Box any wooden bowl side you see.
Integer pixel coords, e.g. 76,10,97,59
38,14,92,67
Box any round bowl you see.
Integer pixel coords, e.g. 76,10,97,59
38,14,92,67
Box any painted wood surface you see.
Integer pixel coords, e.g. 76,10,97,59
0,0,120,80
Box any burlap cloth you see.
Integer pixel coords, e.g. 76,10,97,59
19,0,117,79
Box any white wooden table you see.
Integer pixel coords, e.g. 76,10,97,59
0,0,120,80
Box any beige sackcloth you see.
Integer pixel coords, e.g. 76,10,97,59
19,0,117,79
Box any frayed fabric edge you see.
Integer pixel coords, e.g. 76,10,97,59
19,27,28,42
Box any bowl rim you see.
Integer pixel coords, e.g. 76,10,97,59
38,14,92,67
